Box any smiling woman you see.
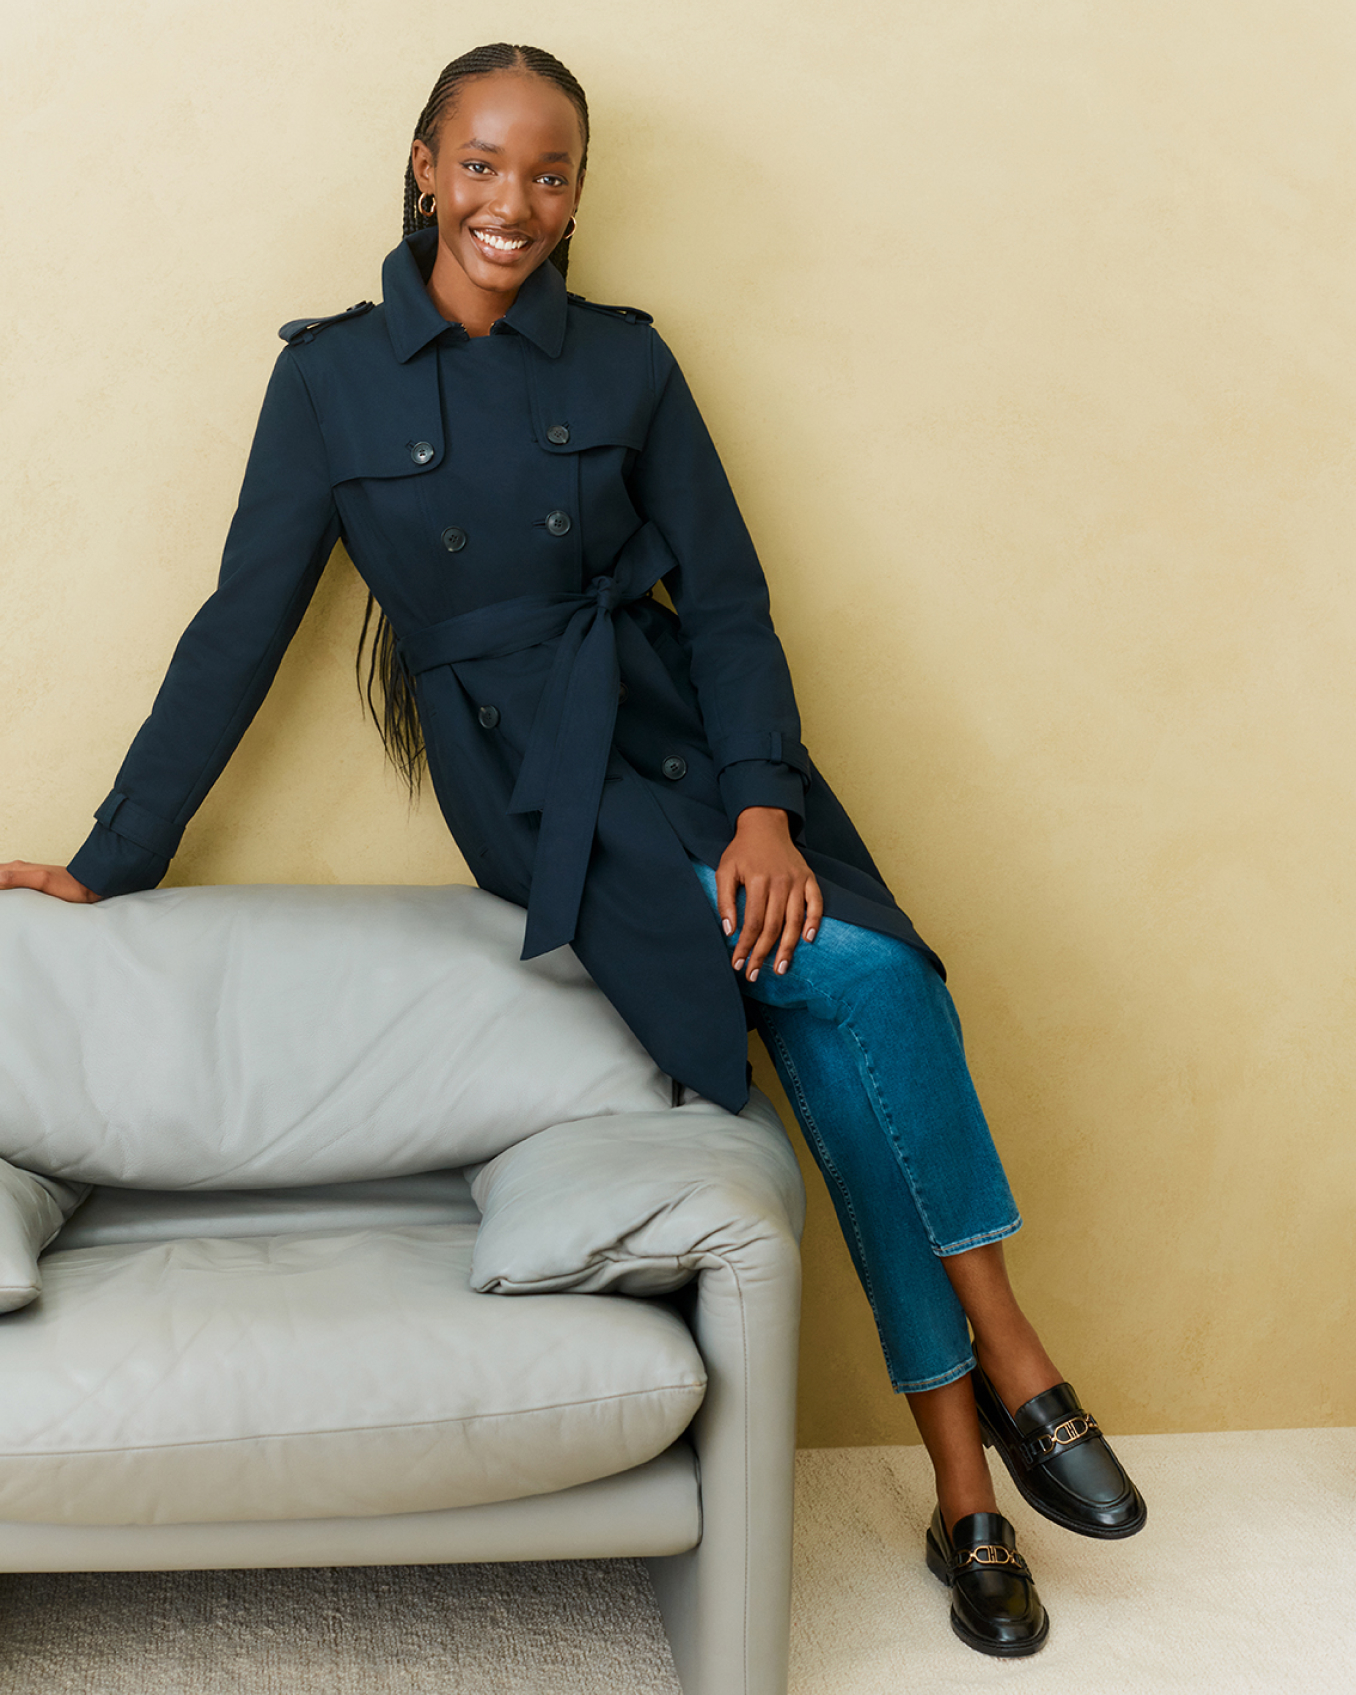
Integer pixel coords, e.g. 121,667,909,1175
0,39,1146,1661
407,47,588,335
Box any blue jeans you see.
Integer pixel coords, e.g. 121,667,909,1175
690,860,1020,1392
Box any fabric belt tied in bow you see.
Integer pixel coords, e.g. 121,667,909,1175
397,524,677,960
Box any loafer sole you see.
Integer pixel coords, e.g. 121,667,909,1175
926,1529,1050,1658
977,1411,1148,1540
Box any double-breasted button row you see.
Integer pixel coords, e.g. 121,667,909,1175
441,515,573,551
478,705,500,729
410,441,435,466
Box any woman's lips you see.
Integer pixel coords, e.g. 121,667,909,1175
471,227,532,259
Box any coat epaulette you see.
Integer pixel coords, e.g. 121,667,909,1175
566,292,654,326
278,301,376,345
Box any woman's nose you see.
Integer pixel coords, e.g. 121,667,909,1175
488,174,532,224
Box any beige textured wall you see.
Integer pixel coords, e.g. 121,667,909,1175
3,2,1352,1445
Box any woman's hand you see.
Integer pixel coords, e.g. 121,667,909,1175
716,807,823,981
0,862,99,903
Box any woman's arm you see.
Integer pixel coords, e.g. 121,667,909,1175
628,336,821,978
36,350,340,900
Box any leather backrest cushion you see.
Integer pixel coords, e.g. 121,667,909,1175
0,885,670,1189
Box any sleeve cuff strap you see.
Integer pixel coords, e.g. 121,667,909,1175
710,731,810,783
93,792,183,861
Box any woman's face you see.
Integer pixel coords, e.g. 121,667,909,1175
411,72,585,296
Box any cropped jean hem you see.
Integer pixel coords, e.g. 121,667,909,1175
891,1352,979,1396
936,1215,1024,1257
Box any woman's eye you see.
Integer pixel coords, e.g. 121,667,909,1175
463,160,491,175
537,174,568,188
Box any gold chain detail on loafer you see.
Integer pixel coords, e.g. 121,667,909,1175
954,1544,1030,1574
1028,1411,1101,1460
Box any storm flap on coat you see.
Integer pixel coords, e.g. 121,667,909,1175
69,229,941,1112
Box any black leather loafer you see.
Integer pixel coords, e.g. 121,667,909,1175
925,1507,1048,1657
972,1368,1147,1539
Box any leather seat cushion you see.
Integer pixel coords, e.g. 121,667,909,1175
0,885,672,1189
0,1225,706,1526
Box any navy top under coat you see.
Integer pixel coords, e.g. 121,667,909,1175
69,229,939,1110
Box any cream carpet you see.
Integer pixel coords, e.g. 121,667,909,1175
0,1429,1349,1693
791,1428,1356,1695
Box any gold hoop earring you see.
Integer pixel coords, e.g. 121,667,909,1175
563,215,578,240
417,191,436,218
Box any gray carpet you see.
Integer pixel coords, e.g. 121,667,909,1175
0,1559,681,1694
1,1430,1351,1692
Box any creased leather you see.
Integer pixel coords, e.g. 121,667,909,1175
469,1088,805,1294
0,1225,705,1525
0,1158,88,1313
0,885,671,1189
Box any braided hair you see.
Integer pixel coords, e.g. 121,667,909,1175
403,42,589,280
359,45,590,794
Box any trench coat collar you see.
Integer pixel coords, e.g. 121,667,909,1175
382,229,567,364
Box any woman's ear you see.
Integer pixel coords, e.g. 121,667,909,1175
411,138,436,193
572,169,586,215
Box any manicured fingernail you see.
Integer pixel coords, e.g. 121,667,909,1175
722,919,732,936
805,927,817,942
776,960,788,974
747,967,759,982
733,958,745,971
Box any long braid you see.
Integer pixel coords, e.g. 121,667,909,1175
359,45,590,795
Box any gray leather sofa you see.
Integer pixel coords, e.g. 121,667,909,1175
0,884,805,1695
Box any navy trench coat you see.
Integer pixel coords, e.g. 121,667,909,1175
68,229,940,1111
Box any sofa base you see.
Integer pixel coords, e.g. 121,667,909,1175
0,1445,698,1572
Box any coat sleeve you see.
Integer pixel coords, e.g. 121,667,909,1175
627,332,810,833
67,349,340,898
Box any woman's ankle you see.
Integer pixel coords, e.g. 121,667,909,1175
973,1332,1063,1415
936,1476,999,1536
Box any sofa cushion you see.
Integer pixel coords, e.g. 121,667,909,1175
0,1225,706,1525
470,1090,805,1295
0,885,671,1189
0,1159,88,1314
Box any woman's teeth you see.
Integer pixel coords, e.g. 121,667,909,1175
474,230,530,253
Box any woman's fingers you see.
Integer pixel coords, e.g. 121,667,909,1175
714,858,739,939
732,876,768,974
804,873,823,942
0,862,98,903
772,880,807,975
742,875,793,981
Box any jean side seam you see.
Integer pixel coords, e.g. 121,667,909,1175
838,1014,953,1252
760,1020,886,1321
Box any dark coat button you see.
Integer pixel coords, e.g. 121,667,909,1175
410,441,435,466
545,509,572,537
661,755,688,781
441,526,467,553
546,424,570,445
477,705,501,729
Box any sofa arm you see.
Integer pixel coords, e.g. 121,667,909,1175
468,1087,805,1295
0,1159,88,1314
